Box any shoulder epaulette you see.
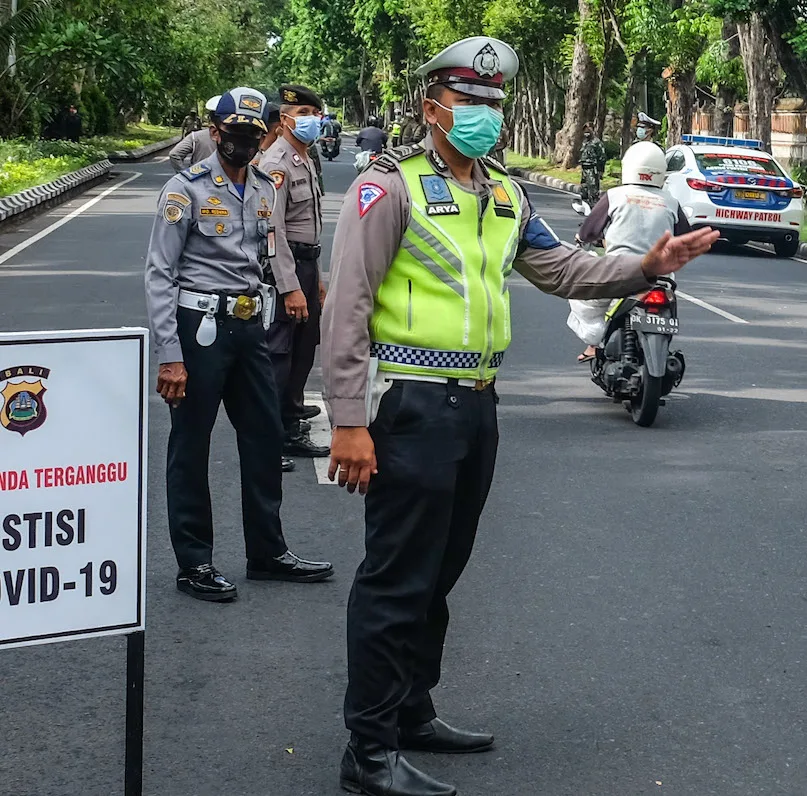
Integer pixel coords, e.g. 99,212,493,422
481,156,507,175
181,163,211,181
250,164,271,182
369,154,398,174
386,143,425,162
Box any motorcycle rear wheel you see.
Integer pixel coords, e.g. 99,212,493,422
630,364,662,427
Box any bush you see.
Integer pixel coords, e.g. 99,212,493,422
789,160,807,185
605,158,622,179
82,86,115,137
603,139,621,160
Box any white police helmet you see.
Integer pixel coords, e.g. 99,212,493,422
622,141,667,188
205,95,222,113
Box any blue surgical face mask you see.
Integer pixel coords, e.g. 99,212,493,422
286,114,320,144
434,100,504,159
636,126,648,140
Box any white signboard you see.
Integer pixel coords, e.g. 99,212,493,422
0,329,148,650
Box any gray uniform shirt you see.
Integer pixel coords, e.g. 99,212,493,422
322,134,653,426
256,135,323,294
144,152,276,364
579,185,690,256
169,129,217,173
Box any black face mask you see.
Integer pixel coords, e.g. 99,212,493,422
583,131,592,139
216,128,260,167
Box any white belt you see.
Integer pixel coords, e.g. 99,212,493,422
385,373,480,388
178,287,276,347
177,288,262,317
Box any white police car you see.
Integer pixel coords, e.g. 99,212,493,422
664,135,804,257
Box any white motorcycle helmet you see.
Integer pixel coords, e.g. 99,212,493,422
621,141,667,188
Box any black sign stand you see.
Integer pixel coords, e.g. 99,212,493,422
125,630,145,796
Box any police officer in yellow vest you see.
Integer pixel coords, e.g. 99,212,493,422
322,37,717,796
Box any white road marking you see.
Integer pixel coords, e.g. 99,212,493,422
0,171,143,266
745,242,807,265
153,155,169,163
305,391,334,484
676,290,749,324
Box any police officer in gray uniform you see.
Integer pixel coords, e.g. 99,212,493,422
145,87,333,602
258,84,329,458
169,95,221,173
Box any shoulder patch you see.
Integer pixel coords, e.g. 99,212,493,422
163,202,185,224
358,183,387,218
167,192,191,206
181,163,210,181
269,170,285,189
481,156,507,175
387,143,425,162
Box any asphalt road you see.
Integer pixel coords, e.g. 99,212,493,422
1,139,806,796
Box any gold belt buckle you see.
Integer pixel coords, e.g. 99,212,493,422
233,295,256,320
474,379,492,391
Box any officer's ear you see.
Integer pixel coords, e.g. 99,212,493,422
211,126,223,144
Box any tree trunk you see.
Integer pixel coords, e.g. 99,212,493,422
663,66,695,147
715,21,738,136
737,12,780,152
357,49,367,122
620,54,644,155
554,0,598,168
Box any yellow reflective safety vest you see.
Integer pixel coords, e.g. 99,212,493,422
370,151,523,381
391,122,402,137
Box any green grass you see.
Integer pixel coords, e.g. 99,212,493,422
0,125,178,197
801,217,807,243
507,149,621,190
86,123,179,152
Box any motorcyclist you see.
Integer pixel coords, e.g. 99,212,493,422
569,141,691,362
354,116,388,173
321,113,341,158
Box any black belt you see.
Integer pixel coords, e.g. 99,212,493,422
289,241,321,261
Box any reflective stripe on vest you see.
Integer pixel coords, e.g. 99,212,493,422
370,153,522,381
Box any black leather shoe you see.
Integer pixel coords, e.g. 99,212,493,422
282,456,296,472
247,550,334,583
299,404,321,420
283,428,330,458
340,736,456,796
399,718,494,754
176,564,237,602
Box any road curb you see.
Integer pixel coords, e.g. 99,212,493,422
507,166,581,195
0,159,113,225
108,136,180,162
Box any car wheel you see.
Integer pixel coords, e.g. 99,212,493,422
774,236,800,258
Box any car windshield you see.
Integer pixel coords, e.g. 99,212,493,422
695,152,784,178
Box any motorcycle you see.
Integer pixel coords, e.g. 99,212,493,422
321,136,340,161
572,200,685,427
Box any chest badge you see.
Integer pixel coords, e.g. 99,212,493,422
215,222,226,235
207,196,222,205
421,174,460,217
214,175,225,184
491,182,516,218
258,196,272,218
292,153,303,165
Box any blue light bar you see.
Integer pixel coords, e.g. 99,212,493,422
682,134,764,150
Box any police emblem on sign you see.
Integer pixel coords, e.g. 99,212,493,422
0,364,50,436
473,44,500,78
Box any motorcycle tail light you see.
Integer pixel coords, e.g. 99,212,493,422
643,289,669,306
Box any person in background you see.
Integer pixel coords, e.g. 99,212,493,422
169,96,221,173
252,101,282,167
580,121,606,206
635,111,662,147
356,117,388,153
181,109,201,138
390,112,403,147
487,124,508,165
63,105,82,142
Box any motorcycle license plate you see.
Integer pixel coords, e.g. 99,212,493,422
630,313,679,334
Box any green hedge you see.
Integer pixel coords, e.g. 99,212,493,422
0,139,107,198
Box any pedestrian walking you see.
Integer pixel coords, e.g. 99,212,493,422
257,84,330,460
169,95,221,173
580,121,606,206
144,86,333,602
322,35,718,796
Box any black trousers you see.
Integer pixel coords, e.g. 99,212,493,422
344,380,499,748
167,307,287,569
267,257,320,429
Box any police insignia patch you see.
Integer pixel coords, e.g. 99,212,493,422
239,95,262,111
291,153,303,165
215,223,226,235
473,43,501,78
283,89,298,103
0,365,50,436
358,183,386,218
420,175,453,204
167,192,191,206
163,203,184,224
269,171,285,189
207,196,222,205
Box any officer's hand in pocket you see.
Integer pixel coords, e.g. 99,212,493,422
328,427,377,495
157,362,188,407
284,289,309,322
